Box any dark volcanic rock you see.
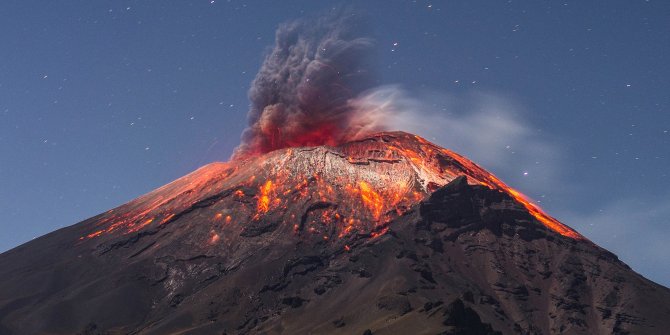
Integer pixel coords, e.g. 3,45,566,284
0,132,669,335
442,299,501,335
376,295,413,315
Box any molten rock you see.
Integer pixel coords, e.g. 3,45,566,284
0,132,668,334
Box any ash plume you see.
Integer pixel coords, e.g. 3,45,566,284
233,11,381,159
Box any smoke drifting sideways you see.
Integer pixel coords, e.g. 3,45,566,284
232,12,385,160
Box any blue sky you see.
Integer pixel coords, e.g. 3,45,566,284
1,1,668,286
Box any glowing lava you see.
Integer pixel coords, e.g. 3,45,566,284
257,180,274,213
356,181,385,220
80,132,583,243
436,146,582,240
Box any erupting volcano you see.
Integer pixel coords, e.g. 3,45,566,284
80,131,581,245
2,10,670,335
1,132,670,334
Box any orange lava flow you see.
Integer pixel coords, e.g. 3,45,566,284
357,181,385,220
257,180,274,213
127,217,155,233
81,163,235,240
439,147,583,240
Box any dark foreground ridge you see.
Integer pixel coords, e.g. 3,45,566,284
0,132,669,334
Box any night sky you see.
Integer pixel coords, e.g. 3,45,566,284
1,1,668,286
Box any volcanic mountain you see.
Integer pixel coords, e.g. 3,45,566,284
1,132,669,334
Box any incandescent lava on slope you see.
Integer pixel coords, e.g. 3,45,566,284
81,131,583,245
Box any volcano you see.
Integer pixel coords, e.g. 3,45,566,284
1,131,669,334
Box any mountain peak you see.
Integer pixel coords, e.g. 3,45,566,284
78,131,581,245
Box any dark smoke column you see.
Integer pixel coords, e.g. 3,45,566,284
233,12,377,160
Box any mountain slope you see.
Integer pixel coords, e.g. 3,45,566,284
0,132,668,334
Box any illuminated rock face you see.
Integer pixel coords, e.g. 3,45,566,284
0,131,668,334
